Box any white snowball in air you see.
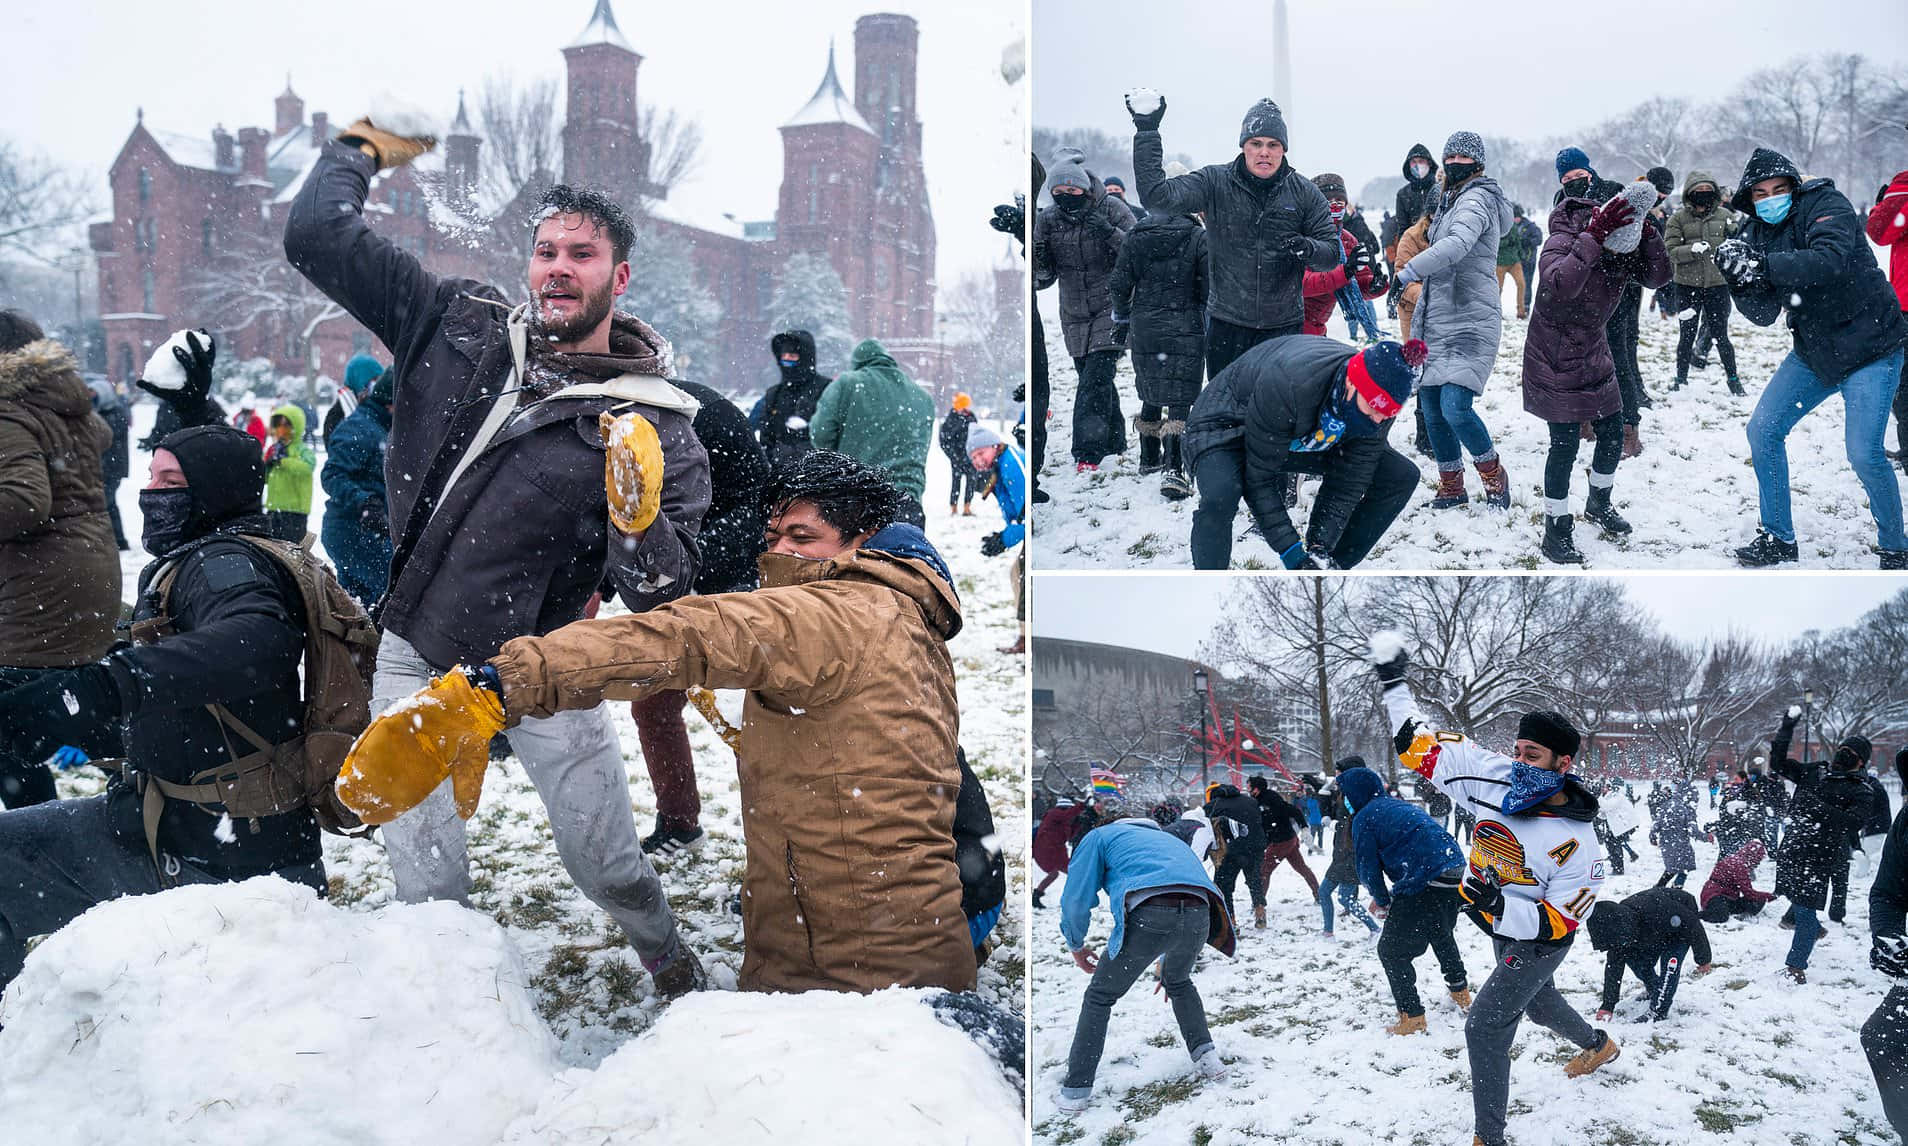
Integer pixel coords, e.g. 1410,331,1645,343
1369,629,1407,664
140,331,201,391
1787,704,1802,719
786,416,809,431
365,92,441,139
1126,87,1162,116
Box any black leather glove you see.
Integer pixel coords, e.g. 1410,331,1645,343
1874,935,1908,979
981,532,1007,557
1280,232,1314,260
0,664,122,764
137,330,216,406
1392,717,1421,757
990,201,1025,237
1125,93,1166,132
1460,867,1505,919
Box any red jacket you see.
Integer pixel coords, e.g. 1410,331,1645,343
1034,803,1087,873
1301,229,1383,335
1699,839,1775,911
232,410,267,446
1867,169,1908,311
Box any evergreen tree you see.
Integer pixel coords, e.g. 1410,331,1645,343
768,253,854,375
618,223,723,380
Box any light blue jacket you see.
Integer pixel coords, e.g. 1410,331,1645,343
1060,819,1222,959
991,445,1026,548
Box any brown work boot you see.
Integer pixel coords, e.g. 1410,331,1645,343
1621,423,1642,459
1475,457,1511,509
1430,467,1469,509
1386,1011,1428,1036
1253,904,1267,929
999,634,1026,655
1563,1030,1621,1078
1449,987,1473,1010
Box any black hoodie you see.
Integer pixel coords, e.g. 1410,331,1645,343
1206,784,1267,850
1394,144,1440,231
760,330,833,468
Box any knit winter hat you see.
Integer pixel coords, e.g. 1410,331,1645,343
1047,156,1091,196
1645,166,1675,197
951,392,972,411
1103,175,1126,192
1346,339,1426,420
1601,182,1659,253
1555,146,1595,182
965,422,1005,452
157,423,268,526
343,353,383,396
366,368,396,408
1516,710,1581,759
1313,172,1348,200
1239,98,1287,148
1442,131,1486,165
1837,735,1873,769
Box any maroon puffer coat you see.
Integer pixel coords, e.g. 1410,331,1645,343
1521,199,1671,423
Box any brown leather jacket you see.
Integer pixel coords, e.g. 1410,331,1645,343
492,543,976,995
0,339,121,667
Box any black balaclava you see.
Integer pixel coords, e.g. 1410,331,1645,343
145,424,267,555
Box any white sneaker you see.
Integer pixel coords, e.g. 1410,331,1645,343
1054,1090,1090,1115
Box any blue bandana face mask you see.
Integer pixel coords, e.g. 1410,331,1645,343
1754,193,1791,225
1502,758,1568,814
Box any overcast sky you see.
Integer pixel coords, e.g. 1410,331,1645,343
1033,575,1905,661
1034,0,1908,202
6,0,1024,288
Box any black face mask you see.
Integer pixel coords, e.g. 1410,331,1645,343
1688,189,1720,209
1562,177,1592,200
1443,160,1480,187
1055,194,1090,213
139,488,199,557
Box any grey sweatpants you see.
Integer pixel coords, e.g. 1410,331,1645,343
1466,936,1599,1146
372,632,683,971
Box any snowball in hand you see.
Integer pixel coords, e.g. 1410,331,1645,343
1369,629,1407,665
140,331,201,391
1126,87,1162,116
365,92,441,139
1787,704,1802,719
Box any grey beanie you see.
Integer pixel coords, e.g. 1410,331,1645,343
1602,181,1659,253
965,422,1006,451
1442,131,1486,165
1047,157,1091,196
1239,98,1288,148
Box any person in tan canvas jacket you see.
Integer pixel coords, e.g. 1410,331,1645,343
335,450,977,995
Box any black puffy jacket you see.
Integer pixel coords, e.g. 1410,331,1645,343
1394,144,1440,233
760,331,833,470
1109,213,1209,408
1135,135,1339,331
675,380,770,595
1770,719,1879,910
1205,786,1266,851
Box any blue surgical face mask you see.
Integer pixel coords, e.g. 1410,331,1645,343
1754,193,1792,224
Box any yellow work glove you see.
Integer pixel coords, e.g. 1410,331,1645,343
335,668,505,825
336,117,437,170
600,410,664,534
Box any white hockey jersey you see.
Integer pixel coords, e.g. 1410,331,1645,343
1383,684,1607,942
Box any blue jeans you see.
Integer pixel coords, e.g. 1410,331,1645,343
1319,878,1378,934
1062,898,1214,1094
1786,903,1822,971
1746,348,1907,549
1420,384,1496,467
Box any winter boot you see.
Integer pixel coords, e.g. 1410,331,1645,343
1670,371,1687,392
1584,485,1632,535
1449,987,1473,1010
1430,467,1469,510
1726,375,1745,397
1135,416,1166,474
1621,423,1642,460
651,947,708,1000
1476,457,1511,509
1386,1011,1428,1036
1563,1031,1621,1078
1031,888,1045,909
1413,405,1432,457
1781,965,1806,984
1253,904,1268,929
1160,424,1193,501
1735,529,1799,567
1882,550,1908,571
1542,515,1586,564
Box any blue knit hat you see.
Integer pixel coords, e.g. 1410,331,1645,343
343,353,383,396
1555,146,1595,182
1346,339,1426,418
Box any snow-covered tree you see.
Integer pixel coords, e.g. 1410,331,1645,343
768,253,853,375
619,223,721,381
0,138,94,282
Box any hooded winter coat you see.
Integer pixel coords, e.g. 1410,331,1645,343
1650,788,1704,875
1867,168,1908,311
760,331,833,469
1394,144,1440,232
262,403,316,514
0,338,122,667
1699,839,1774,912
1033,166,1135,357
1338,767,1465,908
1587,887,1712,1013
1108,212,1209,407
1035,802,1089,874
1726,150,1908,385
1770,719,1879,910
810,339,935,500
1522,197,1672,422
284,143,710,672
1133,135,1340,331
1408,173,1515,394
673,379,770,596
319,391,393,605
492,530,974,994
1205,785,1267,851
1664,171,1738,289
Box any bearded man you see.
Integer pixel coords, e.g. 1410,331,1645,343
285,117,710,997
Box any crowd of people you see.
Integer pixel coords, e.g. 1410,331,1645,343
1033,93,1908,568
1036,639,1906,1145
0,114,1023,1023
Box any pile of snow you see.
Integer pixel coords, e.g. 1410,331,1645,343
1125,87,1161,116
139,330,201,391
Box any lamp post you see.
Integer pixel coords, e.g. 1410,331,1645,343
1193,667,1210,791
1802,687,1814,764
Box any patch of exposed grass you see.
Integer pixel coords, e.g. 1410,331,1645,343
1121,1074,1201,1119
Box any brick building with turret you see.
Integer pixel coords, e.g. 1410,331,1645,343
91,0,945,398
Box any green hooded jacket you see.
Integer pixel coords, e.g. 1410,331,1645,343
809,339,934,499
263,402,316,513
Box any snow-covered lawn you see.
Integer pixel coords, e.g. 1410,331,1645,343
1035,287,1904,570
9,398,1029,1139
1029,785,1898,1145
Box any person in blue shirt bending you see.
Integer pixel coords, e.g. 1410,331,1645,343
967,423,1028,655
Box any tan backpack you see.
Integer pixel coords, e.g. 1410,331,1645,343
128,535,380,878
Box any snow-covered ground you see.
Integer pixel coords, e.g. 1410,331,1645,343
1035,283,1905,569
9,397,1029,1141
1030,782,1899,1145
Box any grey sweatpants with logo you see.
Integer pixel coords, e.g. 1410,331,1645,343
372,632,683,972
1466,935,1600,1146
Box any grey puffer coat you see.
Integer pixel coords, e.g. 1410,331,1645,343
1033,168,1136,358
1407,174,1514,394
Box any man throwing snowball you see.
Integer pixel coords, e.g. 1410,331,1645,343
284,110,711,996
1370,635,1617,1146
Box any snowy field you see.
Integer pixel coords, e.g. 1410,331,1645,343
1029,782,1900,1146
3,398,1030,1142
1035,278,1907,570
